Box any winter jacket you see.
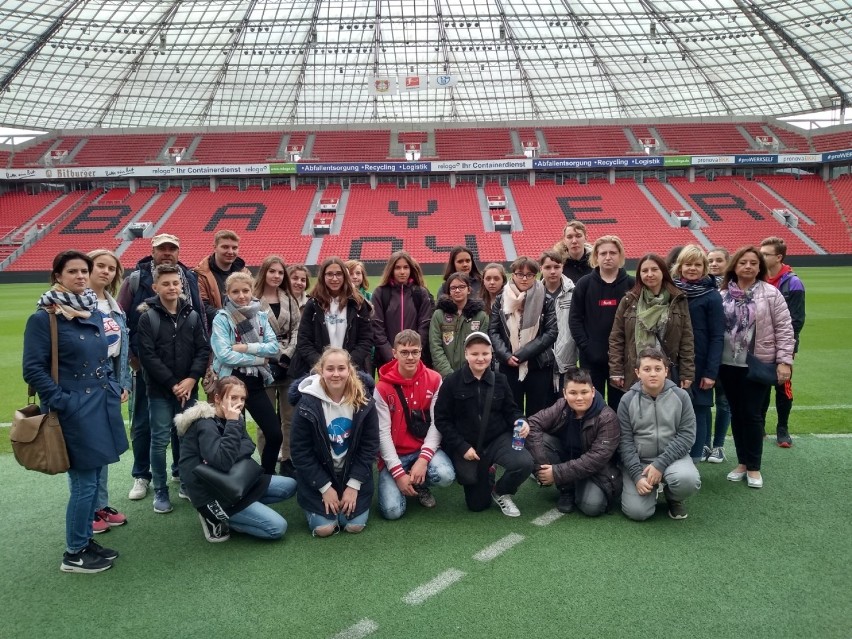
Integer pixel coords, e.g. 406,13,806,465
429,296,489,378
548,274,579,373
193,254,251,329
433,365,524,457
371,281,434,366
175,402,270,515
210,307,279,379
608,286,695,389
489,285,558,371
552,244,592,285
259,289,301,365
291,296,373,378
23,309,128,470
116,255,205,358
98,292,132,392
137,296,210,398
722,280,795,366
375,360,444,477
527,390,622,505
288,373,379,518
569,268,635,369
617,380,696,483
681,282,724,407
766,265,805,353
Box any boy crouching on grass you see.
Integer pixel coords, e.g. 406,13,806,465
618,347,701,521
137,264,210,515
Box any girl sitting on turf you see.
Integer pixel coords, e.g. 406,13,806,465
289,347,379,536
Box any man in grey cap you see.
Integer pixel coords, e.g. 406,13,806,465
117,233,206,501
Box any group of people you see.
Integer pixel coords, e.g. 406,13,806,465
22,222,804,574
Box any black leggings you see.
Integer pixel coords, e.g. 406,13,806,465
234,372,283,474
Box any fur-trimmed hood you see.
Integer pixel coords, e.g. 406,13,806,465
436,294,485,318
174,401,216,435
136,294,189,315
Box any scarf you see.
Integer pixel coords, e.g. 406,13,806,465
722,281,756,358
635,287,671,353
501,280,545,382
224,297,274,385
37,284,97,320
673,275,717,299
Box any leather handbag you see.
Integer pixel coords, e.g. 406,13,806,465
10,313,70,475
745,333,778,386
192,457,264,506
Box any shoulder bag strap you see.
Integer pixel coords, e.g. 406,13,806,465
29,312,58,401
393,385,413,428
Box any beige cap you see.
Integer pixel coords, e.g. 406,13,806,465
151,233,180,248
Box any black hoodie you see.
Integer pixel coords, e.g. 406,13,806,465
568,267,634,368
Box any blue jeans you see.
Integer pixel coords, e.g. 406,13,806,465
709,384,731,448
66,467,103,553
131,374,181,481
691,405,712,460
149,395,195,491
96,465,110,510
305,509,370,535
229,476,297,540
378,450,455,520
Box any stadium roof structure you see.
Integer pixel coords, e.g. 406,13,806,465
0,0,849,130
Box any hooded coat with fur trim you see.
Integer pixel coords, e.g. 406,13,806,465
428,296,489,378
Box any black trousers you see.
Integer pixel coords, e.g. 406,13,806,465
718,365,771,471
234,372,283,474
452,433,534,512
584,361,625,413
763,379,794,431
501,365,557,417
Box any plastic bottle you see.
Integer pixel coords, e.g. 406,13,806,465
512,420,526,451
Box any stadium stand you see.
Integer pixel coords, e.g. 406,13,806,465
541,126,631,157
811,131,852,152
434,128,513,159
309,130,391,162
0,191,65,230
9,138,56,166
73,134,171,166
191,132,284,163
654,123,751,154
643,178,691,217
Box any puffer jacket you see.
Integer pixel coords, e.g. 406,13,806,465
617,379,696,483
371,281,434,366
429,296,489,378
723,280,795,365
549,274,579,373
608,286,695,388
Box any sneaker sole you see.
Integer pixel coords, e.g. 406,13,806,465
198,514,230,543
60,561,113,574
777,441,792,448
105,520,127,527
128,492,147,500
668,511,688,520
92,527,110,534
706,458,725,464
153,505,173,514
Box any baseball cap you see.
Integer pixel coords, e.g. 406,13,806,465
464,331,492,348
151,233,180,248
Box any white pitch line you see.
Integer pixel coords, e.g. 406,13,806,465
473,533,526,562
766,404,852,412
402,568,466,605
330,618,379,639
531,508,565,527
813,433,852,438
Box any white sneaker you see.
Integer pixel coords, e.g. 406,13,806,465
491,493,521,517
707,447,726,463
128,478,150,500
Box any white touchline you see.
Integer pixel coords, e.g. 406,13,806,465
813,433,852,438
330,618,378,639
531,508,565,527
403,568,466,605
473,533,525,562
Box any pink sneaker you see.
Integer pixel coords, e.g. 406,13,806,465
95,506,128,527
92,514,110,534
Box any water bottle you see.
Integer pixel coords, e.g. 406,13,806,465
512,420,526,451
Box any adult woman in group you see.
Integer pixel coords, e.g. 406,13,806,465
290,348,379,536
480,262,507,314
718,246,794,489
671,245,724,462
430,272,489,378
210,272,282,475
345,259,372,302
489,256,558,416
176,376,297,543
705,246,731,462
609,253,695,395
23,250,128,573
290,257,373,378
288,264,311,311
438,246,483,297
371,251,433,369
86,249,131,533
254,255,301,476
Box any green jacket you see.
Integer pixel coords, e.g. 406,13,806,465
429,296,489,378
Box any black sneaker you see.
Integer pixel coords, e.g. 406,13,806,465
60,548,113,573
667,500,688,520
416,486,437,508
556,491,576,514
776,427,793,448
87,539,119,561
198,500,230,543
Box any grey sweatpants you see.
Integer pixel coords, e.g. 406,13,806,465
621,456,701,521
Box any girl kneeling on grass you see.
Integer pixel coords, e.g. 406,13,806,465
176,376,297,542
290,348,379,537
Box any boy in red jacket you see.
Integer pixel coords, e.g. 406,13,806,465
375,330,455,519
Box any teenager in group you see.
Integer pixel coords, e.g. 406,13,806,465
760,237,806,447
290,348,379,536
345,259,372,302
176,376,297,542
707,247,729,287
490,256,558,416
539,250,578,387
718,247,794,489
609,253,695,398
434,332,534,517
430,272,489,378
671,245,724,462
375,330,455,519
553,220,592,284
137,264,210,513
210,272,282,475
86,249,130,533
568,235,634,411
618,347,701,521
290,257,372,378
527,368,621,516
371,251,434,369
480,262,507,314
24,250,128,573
288,264,311,311
438,246,483,297
194,230,250,330
254,255,301,476
706,246,731,461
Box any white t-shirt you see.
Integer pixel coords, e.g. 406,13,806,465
97,298,122,360
325,297,348,348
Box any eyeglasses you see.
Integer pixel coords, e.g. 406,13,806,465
324,271,344,279
513,272,536,280
396,349,421,358
448,285,468,292
760,253,778,258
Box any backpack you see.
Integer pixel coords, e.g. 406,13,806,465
143,305,199,337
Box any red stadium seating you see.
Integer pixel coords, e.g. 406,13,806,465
73,135,171,166
643,179,690,216
192,132,284,164
541,126,630,157
654,124,750,155
812,131,852,152
434,128,513,159
0,191,66,231
9,138,56,166
310,131,390,162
